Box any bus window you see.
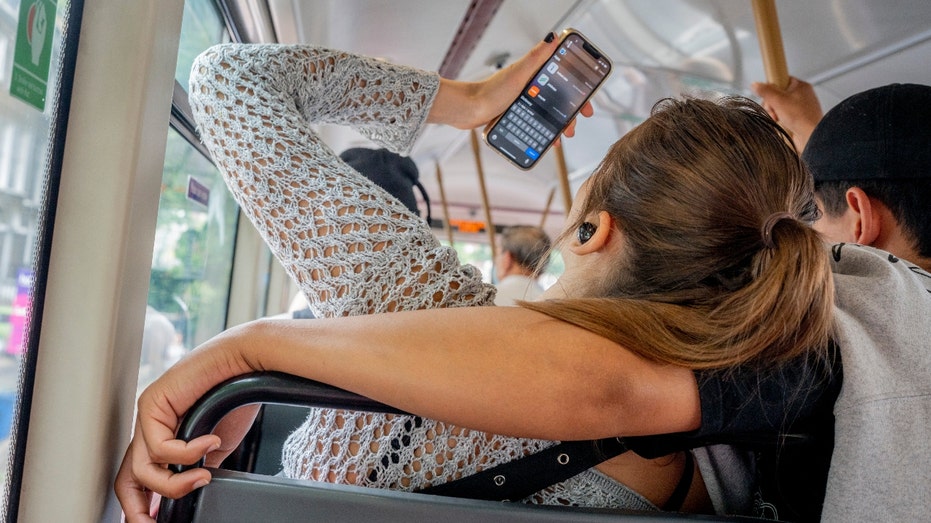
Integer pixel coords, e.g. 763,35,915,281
0,0,71,513
174,0,230,94
139,128,240,389
138,0,237,391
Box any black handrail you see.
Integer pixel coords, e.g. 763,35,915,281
156,372,803,522
158,372,407,522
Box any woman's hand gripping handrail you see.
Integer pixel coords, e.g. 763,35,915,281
158,372,408,522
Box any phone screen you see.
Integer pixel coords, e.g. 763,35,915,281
485,31,612,170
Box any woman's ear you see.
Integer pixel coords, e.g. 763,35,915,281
569,211,616,255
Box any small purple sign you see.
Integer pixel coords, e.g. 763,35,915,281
6,268,33,356
186,176,210,207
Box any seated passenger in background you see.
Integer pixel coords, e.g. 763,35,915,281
494,225,551,306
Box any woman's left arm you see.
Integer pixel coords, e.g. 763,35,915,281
428,35,593,134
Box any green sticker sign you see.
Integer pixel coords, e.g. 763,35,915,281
10,0,57,111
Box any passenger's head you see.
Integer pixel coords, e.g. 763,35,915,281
339,147,431,223
495,225,551,280
802,83,931,261
526,96,834,370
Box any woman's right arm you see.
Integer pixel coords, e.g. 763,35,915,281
116,306,700,521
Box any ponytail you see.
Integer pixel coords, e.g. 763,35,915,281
522,96,835,370
524,218,833,369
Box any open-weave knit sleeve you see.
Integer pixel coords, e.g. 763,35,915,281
188,44,643,509
189,44,494,317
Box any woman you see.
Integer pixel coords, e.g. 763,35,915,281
116,35,837,521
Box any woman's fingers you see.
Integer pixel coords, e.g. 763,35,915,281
472,34,560,125
115,448,156,523
510,34,560,82
116,412,220,521
136,427,219,496
115,325,253,519
562,102,594,140
143,429,222,467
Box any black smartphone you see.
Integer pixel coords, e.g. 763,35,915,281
484,29,612,170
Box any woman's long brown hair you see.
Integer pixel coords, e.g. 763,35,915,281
524,97,834,370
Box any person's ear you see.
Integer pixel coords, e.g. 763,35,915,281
845,187,881,246
500,250,514,269
569,211,615,255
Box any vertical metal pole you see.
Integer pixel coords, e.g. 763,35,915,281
554,145,573,216
752,0,790,89
539,187,556,229
469,129,497,259
434,161,455,246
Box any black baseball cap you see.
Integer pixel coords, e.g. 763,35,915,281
802,83,931,182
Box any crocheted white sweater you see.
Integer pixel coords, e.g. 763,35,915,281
188,43,654,510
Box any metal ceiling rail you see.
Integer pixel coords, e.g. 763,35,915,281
806,26,931,86
438,0,505,79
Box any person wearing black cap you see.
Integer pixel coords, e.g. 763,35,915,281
753,79,931,521
753,79,931,272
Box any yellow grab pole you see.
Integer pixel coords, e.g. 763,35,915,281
539,187,556,229
434,161,455,246
554,145,573,216
752,0,790,89
469,129,497,259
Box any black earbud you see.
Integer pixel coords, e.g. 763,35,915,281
577,222,596,244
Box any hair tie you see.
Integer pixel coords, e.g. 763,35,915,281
761,212,793,249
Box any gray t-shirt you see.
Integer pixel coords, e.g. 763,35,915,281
823,244,931,522
691,243,930,521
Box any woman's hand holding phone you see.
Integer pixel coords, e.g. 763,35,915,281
482,29,611,169
428,33,560,130
428,32,595,140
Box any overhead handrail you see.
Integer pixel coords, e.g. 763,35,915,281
752,0,790,89
438,0,505,79
158,372,799,522
158,372,406,522
470,129,497,259
434,161,456,246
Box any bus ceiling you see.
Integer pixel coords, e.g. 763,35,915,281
216,0,931,237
